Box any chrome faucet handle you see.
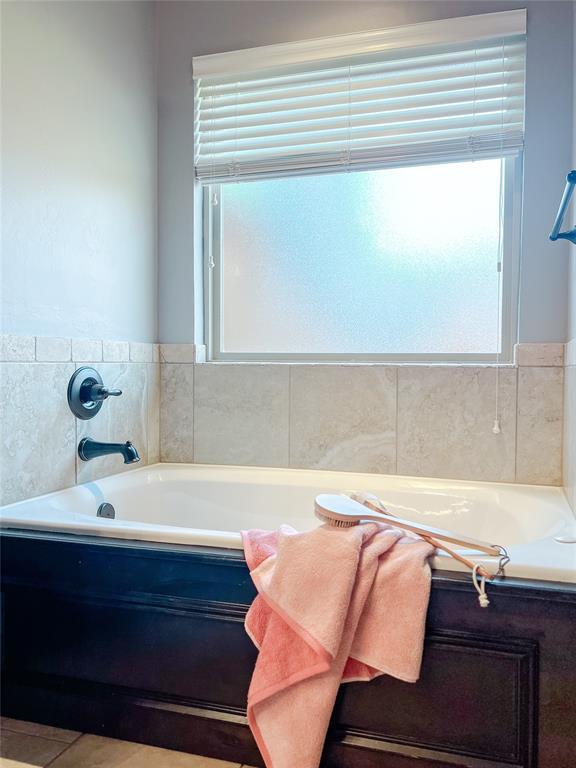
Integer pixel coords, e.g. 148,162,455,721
89,384,123,401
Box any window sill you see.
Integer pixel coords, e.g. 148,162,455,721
158,344,565,368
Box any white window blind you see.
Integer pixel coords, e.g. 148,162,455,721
193,10,526,184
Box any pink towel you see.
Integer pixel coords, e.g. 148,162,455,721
242,522,434,768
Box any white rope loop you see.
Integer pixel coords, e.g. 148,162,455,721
472,564,490,608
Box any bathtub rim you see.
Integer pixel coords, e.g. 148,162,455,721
1,462,575,584
2,460,574,508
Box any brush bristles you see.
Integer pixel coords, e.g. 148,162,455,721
315,510,359,528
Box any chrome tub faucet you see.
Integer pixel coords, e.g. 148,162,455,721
78,437,140,464
67,368,141,465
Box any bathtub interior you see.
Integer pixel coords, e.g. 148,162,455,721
2,463,575,548
100,468,574,546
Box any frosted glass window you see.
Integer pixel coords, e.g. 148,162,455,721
212,158,513,358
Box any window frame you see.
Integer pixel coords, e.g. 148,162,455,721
203,154,522,364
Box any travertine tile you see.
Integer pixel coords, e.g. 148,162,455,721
194,365,289,467
515,343,565,367
160,343,196,363
564,364,576,510
35,336,71,362
397,367,517,482
290,366,396,473
160,364,194,462
103,340,130,362
0,363,76,505
0,334,35,362
0,730,71,766
129,342,154,363
0,717,79,742
76,363,148,483
72,338,103,362
48,734,240,767
147,362,160,464
516,367,564,485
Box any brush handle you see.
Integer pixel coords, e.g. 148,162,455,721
429,540,493,580
357,496,494,580
315,494,501,557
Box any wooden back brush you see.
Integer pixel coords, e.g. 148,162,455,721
315,491,500,580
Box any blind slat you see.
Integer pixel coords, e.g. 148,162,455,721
199,84,523,128
200,44,525,97
198,112,524,156
199,87,524,136
197,134,524,183
194,12,526,183
199,122,524,162
198,63,524,113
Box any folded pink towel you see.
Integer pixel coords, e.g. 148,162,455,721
242,522,434,768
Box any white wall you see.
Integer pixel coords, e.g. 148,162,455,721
2,1,572,346
157,0,573,344
1,1,158,342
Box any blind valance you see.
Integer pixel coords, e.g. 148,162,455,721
193,10,526,184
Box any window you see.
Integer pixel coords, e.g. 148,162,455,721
194,11,526,362
208,156,520,359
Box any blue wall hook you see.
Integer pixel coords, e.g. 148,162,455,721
549,170,576,245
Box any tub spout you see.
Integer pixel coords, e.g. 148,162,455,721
78,437,140,464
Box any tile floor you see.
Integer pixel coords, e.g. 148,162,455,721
0,718,256,768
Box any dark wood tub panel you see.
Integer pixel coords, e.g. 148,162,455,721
1,530,575,768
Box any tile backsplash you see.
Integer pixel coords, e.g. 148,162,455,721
160,343,566,489
396,366,518,482
0,337,569,506
290,365,396,474
1,362,76,505
0,336,159,506
516,366,564,485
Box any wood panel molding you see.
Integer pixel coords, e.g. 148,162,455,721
3,671,530,768
3,531,575,768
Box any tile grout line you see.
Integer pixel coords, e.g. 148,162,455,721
73,360,79,486
39,732,85,767
513,365,519,482
147,361,152,465
287,365,292,468
394,366,399,475
192,362,196,464
0,728,80,746
559,366,565,475
158,360,162,464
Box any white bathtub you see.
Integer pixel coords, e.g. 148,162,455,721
1,463,575,583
